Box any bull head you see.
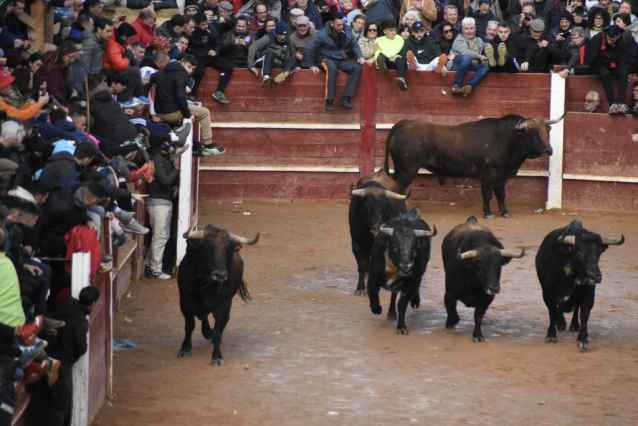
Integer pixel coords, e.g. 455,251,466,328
378,225,437,238
515,113,566,130
348,183,410,200
458,248,525,261
183,228,260,245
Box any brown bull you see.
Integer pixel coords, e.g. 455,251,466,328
384,114,564,219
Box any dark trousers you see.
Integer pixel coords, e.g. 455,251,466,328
17,269,45,314
261,52,297,77
0,380,17,426
117,66,144,102
44,364,73,426
589,62,628,104
22,258,52,316
320,59,362,101
379,53,406,78
191,55,234,96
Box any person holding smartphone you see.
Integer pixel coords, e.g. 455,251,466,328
550,10,574,48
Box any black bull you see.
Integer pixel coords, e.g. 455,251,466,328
177,225,259,365
384,114,564,219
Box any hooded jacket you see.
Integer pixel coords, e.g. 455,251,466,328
37,120,88,145
38,152,80,190
89,87,138,143
305,23,364,67
247,31,293,68
221,28,256,66
47,297,90,367
188,25,222,58
148,152,179,200
149,61,191,118
289,27,318,68
131,16,157,45
81,29,107,74
68,23,86,41
104,31,131,71
400,34,442,64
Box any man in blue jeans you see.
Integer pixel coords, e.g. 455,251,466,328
450,17,489,97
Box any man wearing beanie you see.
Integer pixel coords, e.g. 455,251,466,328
518,18,560,73
305,12,365,111
290,16,317,69
248,21,298,87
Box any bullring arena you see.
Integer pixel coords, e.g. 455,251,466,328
16,65,638,425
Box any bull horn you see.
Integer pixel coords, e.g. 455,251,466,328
379,227,394,236
229,233,260,245
515,120,527,130
500,248,525,258
600,234,625,246
557,225,575,245
348,183,366,197
414,225,437,238
384,189,407,200
544,113,566,125
458,249,479,261
183,230,206,239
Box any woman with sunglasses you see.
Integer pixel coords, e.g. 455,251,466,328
359,21,380,65
434,21,458,70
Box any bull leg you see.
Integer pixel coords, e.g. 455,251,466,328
178,298,195,358
396,291,414,335
201,315,213,340
352,241,369,296
569,306,580,331
542,291,560,343
394,164,420,196
577,290,595,350
387,292,398,320
410,292,420,309
556,311,567,332
472,296,494,343
494,185,511,218
444,292,460,328
211,303,232,365
367,274,383,315
480,181,496,219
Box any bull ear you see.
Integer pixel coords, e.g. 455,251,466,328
515,120,527,130
231,242,243,252
349,183,366,197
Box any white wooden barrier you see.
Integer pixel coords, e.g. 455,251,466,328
176,118,194,266
71,252,91,426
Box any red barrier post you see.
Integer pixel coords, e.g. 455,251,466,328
359,64,376,177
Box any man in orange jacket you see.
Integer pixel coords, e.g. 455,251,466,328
103,22,151,106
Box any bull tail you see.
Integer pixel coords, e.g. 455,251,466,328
238,279,251,303
384,123,400,175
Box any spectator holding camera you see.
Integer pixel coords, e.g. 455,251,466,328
213,2,236,35
511,2,540,35
222,17,256,68
36,41,79,102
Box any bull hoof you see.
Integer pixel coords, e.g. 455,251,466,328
396,327,409,335
410,296,420,310
557,322,567,332
370,305,382,315
178,349,192,358
577,340,588,351
570,325,580,332
387,311,397,321
484,214,495,220
354,289,367,296
545,336,558,344
212,358,225,365
500,212,511,218
473,336,485,343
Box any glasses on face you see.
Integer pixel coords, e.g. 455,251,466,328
368,28,377,32
443,29,453,33
584,99,596,103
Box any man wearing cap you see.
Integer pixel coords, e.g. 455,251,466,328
450,17,489,96
248,21,297,87
188,13,234,104
517,18,559,72
0,74,49,121
290,15,317,69
485,20,521,72
402,21,448,74
306,12,365,111
290,0,323,30
213,1,236,34
222,16,256,67
287,8,305,34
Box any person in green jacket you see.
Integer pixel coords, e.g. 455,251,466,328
402,21,449,75
248,21,298,88
375,19,408,91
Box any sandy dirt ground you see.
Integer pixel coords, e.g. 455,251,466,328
92,200,638,426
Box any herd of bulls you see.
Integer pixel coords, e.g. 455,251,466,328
173,114,625,365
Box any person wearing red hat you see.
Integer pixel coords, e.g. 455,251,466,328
0,74,48,121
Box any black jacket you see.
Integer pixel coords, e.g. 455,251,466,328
89,88,138,143
517,32,560,72
47,297,90,367
584,31,627,67
148,152,179,200
157,20,180,51
188,25,222,58
150,61,191,118
0,146,31,189
32,184,92,253
38,152,80,190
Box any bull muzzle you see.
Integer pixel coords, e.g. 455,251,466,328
486,287,501,296
212,270,228,281
543,147,553,157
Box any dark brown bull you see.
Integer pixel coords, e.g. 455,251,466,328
177,225,259,365
384,114,564,219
